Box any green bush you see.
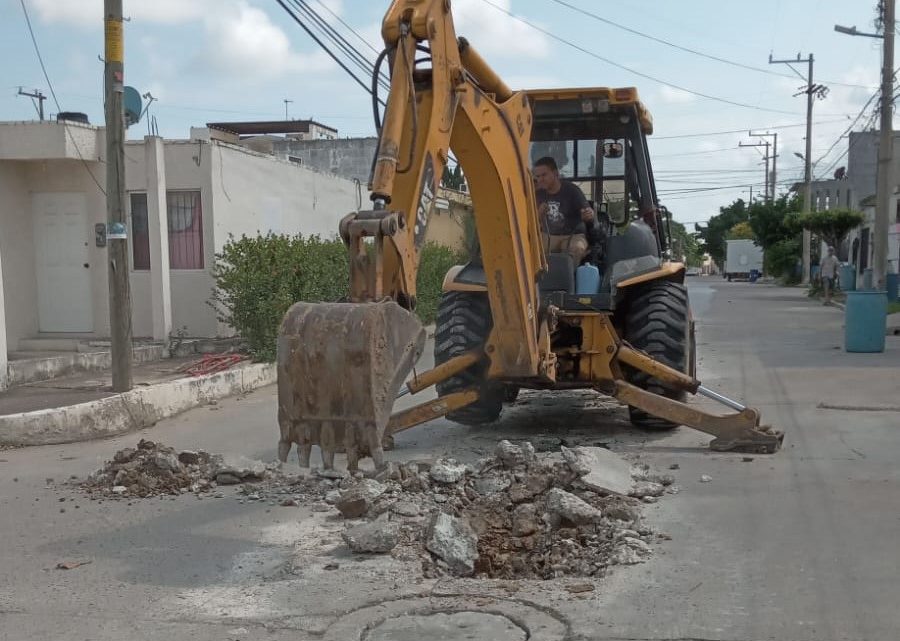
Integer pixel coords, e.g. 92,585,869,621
209,233,349,361
210,234,464,361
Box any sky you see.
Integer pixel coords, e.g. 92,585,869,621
0,0,889,229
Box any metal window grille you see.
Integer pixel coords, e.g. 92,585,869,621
130,192,150,270
167,190,204,269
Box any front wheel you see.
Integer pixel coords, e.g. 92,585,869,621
622,280,695,430
434,291,504,425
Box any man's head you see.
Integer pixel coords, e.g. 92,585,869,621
533,156,561,192
828,246,835,256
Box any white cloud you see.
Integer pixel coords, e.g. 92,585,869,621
451,0,550,59
200,2,335,78
659,85,696,104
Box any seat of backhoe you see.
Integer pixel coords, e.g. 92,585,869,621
539,253,576,293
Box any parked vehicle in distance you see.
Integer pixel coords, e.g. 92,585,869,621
724,239,764,282
685,267,701,277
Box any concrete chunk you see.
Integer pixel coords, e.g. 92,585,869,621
342,516,400,553
426,512,479,576
545,488,603,525
562,446,632,495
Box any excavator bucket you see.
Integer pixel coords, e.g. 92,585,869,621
277,301,426,470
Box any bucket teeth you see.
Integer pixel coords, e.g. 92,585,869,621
276,302,426,471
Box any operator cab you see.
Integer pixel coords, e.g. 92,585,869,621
526,87,671,312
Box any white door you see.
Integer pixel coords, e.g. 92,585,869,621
32,192,93,332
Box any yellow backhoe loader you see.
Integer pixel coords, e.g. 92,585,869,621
276,0,783,471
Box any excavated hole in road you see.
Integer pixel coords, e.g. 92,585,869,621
74,438,677,581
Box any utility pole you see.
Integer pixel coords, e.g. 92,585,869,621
284,98,293,121
104,0,133,392
836,3,895,289
739,140,771,202
875,0,894,290
750,131,778,200
17,87,46,120
770,52,826,284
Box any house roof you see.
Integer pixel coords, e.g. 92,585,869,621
206,120,337,136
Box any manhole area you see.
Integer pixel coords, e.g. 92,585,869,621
366,611,526,641
323,595,568,641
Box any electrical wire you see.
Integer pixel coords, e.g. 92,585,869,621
274,0,385,105
653,118,849,140
312,0,381,55
547,0,876,90
18,0,106,195
479,0,802,115
290,0,389,92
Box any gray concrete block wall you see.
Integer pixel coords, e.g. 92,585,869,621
273,138,378,183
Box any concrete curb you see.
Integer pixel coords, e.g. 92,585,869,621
0,362,275,447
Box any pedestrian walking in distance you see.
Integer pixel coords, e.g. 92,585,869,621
820,246,839,305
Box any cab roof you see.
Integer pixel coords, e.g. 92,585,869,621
525,87,654,135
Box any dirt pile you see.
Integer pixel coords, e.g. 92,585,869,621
331,440,676,580
81,439,279,498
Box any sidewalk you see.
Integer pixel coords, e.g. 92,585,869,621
0,354,274,446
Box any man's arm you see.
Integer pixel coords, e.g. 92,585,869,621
568,182,594,223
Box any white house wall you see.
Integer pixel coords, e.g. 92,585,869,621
125,139,217,337
0,161,39,352
210,143,356,247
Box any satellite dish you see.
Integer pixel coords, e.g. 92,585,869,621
123,86,142,127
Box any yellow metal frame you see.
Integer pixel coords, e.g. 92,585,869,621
616,261,686,289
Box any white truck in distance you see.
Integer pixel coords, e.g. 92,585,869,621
725,239,764,281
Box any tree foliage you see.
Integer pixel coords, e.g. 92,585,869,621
441,164,465,190
695,199,749,264
669,220,703,266
796,208,864,250
727,221,755,240
746,193,801,250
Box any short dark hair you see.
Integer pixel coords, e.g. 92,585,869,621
534,156,558,172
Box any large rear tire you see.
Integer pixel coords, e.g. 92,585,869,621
623,280,694,430
434,291,504,425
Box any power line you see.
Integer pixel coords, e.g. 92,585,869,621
479,0,802,115
548,0,875,90
652,118,849,139
274,0,385,105
312,0,380,55
18,0,106,195
289,0,389,92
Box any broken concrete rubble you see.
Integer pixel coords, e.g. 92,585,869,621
494,440,535,469
428,458,467,484
342,516,400,554
335,479,386,518
562,445,634,495
546,488,603,525
426,512,479,576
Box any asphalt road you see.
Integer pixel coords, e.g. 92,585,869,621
1,280,898,640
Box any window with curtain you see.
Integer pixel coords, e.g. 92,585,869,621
130,192,150,270
167,190,204,269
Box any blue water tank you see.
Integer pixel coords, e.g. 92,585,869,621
845,291,887,353
839,264,856,291
575,264,601,294
886,273,899,302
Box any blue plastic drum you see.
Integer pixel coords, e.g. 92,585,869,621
839,264,856,292
844,291,887,353
886,273,898,302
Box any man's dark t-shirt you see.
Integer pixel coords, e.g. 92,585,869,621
536,181,589,235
